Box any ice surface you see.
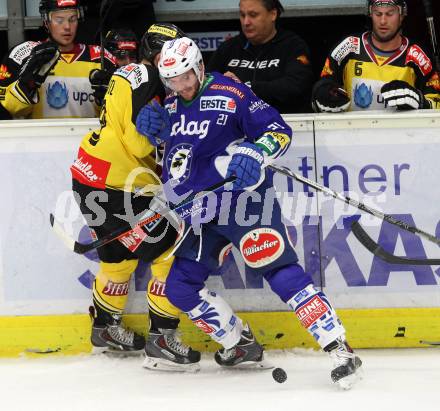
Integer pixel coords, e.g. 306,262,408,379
1,348,439,411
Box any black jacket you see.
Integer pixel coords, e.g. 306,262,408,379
207,29,313,113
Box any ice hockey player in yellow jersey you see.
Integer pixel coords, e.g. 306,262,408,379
312,0,440,112
71,23,201,372
0,0,115,119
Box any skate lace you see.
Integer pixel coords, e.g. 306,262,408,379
108,325,134,345
165,333,190,356
219,325,253,361
219,347,236,361
330,344,355,367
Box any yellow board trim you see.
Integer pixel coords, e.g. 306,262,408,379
1,308,440,357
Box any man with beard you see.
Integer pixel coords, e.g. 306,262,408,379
207,0,313,114
312,0,440,112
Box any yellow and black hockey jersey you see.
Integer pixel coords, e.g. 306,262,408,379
71,63,164,192
320,32,440,110
0,40,116,118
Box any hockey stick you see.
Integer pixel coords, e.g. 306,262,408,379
50,177,234,255
97,0,114,69
420,340,440,346
351,220,440,265
422,0,440,70
269,164,440,245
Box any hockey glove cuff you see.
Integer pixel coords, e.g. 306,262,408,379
136,100,171,146
312,77,350,113
381,80,431,110
226,142,265,191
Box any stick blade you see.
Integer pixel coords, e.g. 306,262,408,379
351,221,440,265
49,213,75,252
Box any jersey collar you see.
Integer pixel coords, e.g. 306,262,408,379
363,31,409,66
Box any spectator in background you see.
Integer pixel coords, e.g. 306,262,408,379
0,0,115,119
89,28,138,106
207,0,314,113
312,0,440,112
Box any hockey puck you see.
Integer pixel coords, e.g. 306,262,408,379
272,367,287,383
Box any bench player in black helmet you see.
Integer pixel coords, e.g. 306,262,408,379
105,28,139,67
0,0,116,118
71,23,201,371
312,0,440,112
89,28,139,106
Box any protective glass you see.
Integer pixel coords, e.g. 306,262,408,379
49,11,79,25
162,70,198,93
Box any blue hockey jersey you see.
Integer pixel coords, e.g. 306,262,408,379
162,72,292,200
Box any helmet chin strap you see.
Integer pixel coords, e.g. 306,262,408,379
197,64,206,92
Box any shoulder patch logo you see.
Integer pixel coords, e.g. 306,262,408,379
331,36,360,64
427,72,440,91
10,41,38,65
89,45,116,64
296,54,310,65
115,64,149,89
405,45,432,76
320,57,334,77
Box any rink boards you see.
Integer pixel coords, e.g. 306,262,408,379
0,111,440,356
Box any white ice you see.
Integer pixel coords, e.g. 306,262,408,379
1,348,439,411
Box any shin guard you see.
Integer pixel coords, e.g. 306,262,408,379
186,288,243,349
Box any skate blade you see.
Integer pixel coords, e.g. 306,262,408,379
142,356,201,373
220,354,274,370
335,367,364,390
229,360,274,370
92,346,144,357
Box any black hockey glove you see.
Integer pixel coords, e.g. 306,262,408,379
18,41,60,102
89,69,114,106
312,77,350,113
381,80,431,110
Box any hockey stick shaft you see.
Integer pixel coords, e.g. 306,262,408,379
351,221,440,265
269,164,440,245
97,0,114,68
422,0,440,70
50,177,234,255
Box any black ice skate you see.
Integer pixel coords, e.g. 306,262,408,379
214,324,271,369
90,307,145,354
143,329,201,372
325,337,363,390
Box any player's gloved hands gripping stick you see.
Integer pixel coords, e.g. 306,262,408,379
136,100,171,146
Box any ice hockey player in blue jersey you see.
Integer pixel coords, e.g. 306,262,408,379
135,37,363,389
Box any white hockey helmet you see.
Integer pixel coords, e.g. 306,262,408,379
158,37,204,85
